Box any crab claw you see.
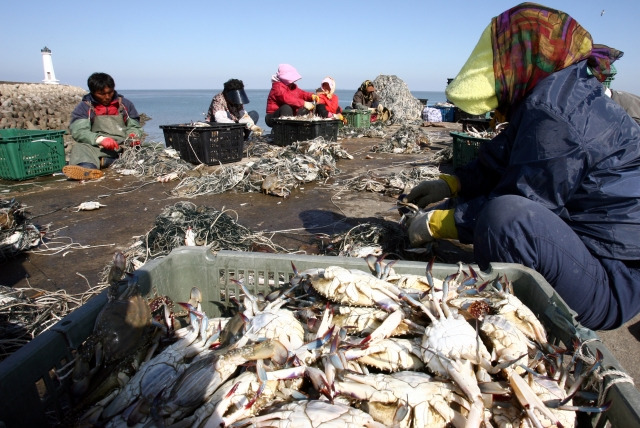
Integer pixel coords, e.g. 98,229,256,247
177,302,206,319
510,372,560,427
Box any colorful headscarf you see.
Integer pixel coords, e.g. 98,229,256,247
492,2,622,117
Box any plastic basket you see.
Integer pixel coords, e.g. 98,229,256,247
160,123,245,165
434,105,455,122
0,129,66,180
271,119,339,146
450,131,489,169
1,247,638,427
342,110,371,129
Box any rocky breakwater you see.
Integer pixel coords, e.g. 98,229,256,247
0,82,149,150
0,82,86,132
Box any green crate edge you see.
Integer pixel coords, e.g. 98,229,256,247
343,110,371,128
0,130,66,180
450,131,489,169
1,247,638,427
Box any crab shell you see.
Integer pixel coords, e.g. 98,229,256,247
353,337,425,372
301,266,402,310
480,314,532,375
239,399,386,428
334,371,471,428
246,308,305,351
332,306,411,337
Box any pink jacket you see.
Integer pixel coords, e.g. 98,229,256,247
266,81,313,114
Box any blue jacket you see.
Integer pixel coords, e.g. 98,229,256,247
455,61,640,260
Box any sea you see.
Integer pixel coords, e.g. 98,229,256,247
120,89,448,143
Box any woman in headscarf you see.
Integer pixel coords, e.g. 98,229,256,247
352,80,381,110
265,64,319,127
352,79,391,122
404,2,639,331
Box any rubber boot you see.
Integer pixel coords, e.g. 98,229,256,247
62,163,104,181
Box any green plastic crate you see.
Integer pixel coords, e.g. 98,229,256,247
450,131,489,169
0,129,66,180
342,110,371,129
1,248,638,427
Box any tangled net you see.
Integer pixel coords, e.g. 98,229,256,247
0,199,46,261
316,222,411,259
373,75,424,124
110,143,194,179
371,124,431,154
0,283,106,361
343,165,441,196
172,138,352,198
115,201,290,270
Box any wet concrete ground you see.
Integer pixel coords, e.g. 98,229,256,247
1,123,639,391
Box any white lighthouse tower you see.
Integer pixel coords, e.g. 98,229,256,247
41,46,59,84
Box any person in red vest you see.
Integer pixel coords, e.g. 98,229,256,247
63,72,142,180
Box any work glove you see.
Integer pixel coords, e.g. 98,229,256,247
128,133,141,147
377,104,385,113
406,208,458,247
303,101,315,110
250,125,263,136
403,175,458,208
312,94,320,103
333,113,348,125
97,136,120,151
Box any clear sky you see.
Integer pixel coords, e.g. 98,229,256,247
1,1,638,93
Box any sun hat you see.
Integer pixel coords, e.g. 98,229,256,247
445,24,498,115
276,64,302,85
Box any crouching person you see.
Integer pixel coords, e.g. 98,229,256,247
63,72,142,180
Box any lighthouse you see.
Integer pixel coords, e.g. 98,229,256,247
41,46,59,84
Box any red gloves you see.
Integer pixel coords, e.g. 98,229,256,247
128,133,141,147
99,137,120,151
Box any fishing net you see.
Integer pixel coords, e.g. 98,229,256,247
373,75,424,124
342,166,441,197
0,199,45,261
371,124,431,154
316,222,411,259
111,143,194,179
116,201,290,268
0,283,106,361
171,137,352,198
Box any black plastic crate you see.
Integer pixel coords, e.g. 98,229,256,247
160,123,245,165
271,119,339,146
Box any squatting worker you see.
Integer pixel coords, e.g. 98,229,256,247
403,2,640,330
351,80,390,122
265,64,319,128
205,78,263,140
63,72,142,181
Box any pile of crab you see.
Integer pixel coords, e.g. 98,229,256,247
65,252,610,427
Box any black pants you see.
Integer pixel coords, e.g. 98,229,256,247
473,194,640,330
265,104,309,127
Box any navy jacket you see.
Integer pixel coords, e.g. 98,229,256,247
455,61,640,260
